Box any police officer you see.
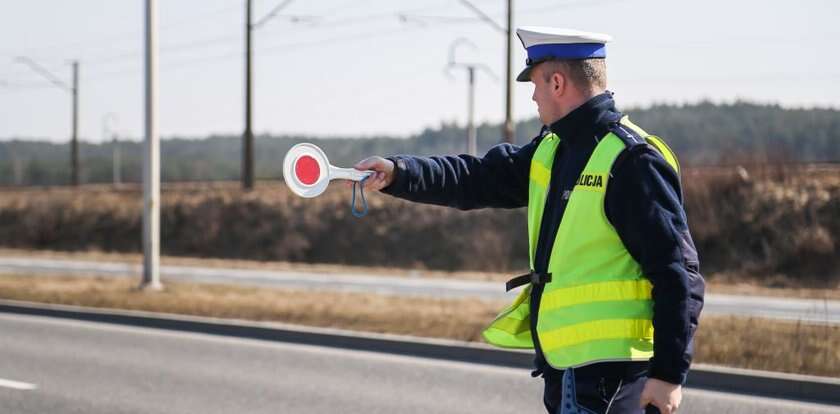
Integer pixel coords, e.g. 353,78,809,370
354,26,705,414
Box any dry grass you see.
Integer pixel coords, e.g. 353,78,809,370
0,274,503,342
695,315,840,378
0,273,838,377
683,164,840,286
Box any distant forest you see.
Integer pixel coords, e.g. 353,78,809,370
1,101,838,186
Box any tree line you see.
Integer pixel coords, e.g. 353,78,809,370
1,101,838,186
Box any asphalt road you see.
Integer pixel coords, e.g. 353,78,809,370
0,256,838,324
1,313,838,414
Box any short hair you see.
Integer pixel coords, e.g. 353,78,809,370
541,58,607,94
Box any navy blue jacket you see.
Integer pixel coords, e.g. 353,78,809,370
382,92,705,385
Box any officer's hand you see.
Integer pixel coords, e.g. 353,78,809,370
353,156,395,192
639,378,681,414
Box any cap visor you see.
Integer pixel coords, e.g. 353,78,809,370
516,66,533,82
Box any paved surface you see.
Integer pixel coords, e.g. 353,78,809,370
1,313,838,414
0,256,838,324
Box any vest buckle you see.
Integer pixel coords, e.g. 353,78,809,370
505,271,552,292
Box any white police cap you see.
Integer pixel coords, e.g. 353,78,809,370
516,26,612,82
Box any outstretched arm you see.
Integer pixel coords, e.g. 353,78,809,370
355,140,539,210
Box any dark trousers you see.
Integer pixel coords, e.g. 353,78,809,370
542,364,660,414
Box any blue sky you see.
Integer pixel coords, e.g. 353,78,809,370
1,0,838,143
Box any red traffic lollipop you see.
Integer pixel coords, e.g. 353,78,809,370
283,143,373,198
294,155,320,185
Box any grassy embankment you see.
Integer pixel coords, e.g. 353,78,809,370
0,274,837,378
0,164,838,287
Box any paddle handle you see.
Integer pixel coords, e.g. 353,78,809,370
330,166,373,182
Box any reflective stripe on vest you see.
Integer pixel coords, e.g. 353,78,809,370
482,117,680,368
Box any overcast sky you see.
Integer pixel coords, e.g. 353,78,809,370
1,0,838,143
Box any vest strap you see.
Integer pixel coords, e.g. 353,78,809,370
505,271,552,292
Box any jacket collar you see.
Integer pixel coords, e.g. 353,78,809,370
547,92,622,144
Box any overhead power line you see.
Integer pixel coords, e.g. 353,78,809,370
2,1,469,79
13,57,72,91
6,20,429,87
0,3,243,58
458,0,505,33
253,0,295,29
2,10,405,82
3,0,460,62
448,0,513,144
2,1,485,89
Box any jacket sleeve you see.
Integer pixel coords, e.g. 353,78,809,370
380,139,539,210
605,146,706,385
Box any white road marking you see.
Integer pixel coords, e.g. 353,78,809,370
0,378,38,390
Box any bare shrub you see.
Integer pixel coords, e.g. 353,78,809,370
0,163,838,284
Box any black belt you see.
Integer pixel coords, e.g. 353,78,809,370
505,271,552,292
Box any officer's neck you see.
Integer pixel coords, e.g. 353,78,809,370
547,89,614,140
549,87,606,124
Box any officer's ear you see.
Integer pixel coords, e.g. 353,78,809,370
550,71,566,97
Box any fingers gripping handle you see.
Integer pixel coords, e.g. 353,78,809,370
330,166,373,182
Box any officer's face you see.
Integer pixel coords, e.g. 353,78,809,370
530,64,562,125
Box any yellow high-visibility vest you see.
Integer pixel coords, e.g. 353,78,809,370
482,116,680,369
